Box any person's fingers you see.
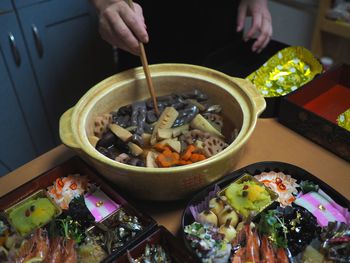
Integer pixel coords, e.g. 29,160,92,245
252,16,271,52
244,11,262,41
236,2,247,32
99,18,118,45
104,4,141,54
258,35,270,53
119,2,148,43
134,3,147,30
99,17,138,55
257,22,272,53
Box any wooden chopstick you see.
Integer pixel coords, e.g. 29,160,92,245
126,0,159,116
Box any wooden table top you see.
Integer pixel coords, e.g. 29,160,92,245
1,118,349,236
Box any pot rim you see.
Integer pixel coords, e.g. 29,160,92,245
67,63,263,173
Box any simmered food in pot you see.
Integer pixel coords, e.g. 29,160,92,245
90,90,238,168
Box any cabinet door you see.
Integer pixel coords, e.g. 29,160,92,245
17,0,113,143
12,0,49,9
0,0,12,13
0,12,55,156
0,14,37,176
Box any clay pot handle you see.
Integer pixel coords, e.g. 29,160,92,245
59,108,81,150
231,77,266,116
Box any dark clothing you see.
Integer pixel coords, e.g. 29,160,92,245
117,0,242,71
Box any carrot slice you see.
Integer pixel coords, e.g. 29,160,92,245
190,153,206,162
177,160,193,165
156,151,180,167
154,143,166,152
181,144,196,161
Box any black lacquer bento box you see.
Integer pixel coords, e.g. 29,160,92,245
278,63,350,163
115,226,196,263
181,161,350,263
0,157,193,262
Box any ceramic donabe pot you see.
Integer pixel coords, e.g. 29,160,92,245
59,64,265,200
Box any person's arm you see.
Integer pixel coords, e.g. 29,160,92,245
236,0,273,53
90,0,148,55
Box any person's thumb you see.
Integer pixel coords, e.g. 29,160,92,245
237,3,247,32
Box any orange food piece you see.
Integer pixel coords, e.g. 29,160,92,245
154,143,172,153
156,151,180,167
190,153,206,163
181,144,196,161
177,160,193,166
288,196,296,203
154,143,165,152
261,179,272,184
278,183,286,191
56,178,64,188
70,183,77,190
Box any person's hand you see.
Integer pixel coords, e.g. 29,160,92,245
92,0,148,55
237,0,272,53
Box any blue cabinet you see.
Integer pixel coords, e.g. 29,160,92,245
17,0,112,143
0,0,114,176
0,12,38,174
1,10,54,155
0,0,13,13
18,0,108,143
12,0,49,9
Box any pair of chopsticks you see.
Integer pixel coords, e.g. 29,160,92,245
126,0,159,115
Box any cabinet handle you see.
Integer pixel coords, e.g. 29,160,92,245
8,32,21,66
31,24,43,58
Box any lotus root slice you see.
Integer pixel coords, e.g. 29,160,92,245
203,136,228,157
93,113,112,137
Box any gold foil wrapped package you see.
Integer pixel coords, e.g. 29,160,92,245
246,46,323,97
337,108,350,131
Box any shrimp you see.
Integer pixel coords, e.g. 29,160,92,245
42,237,77,263
63,239,78,263
231,223,246,248
43,237,63,263
231,247,246,263
245,224,260,263
16,228,50,262
276,247,289,263
260,235,275,263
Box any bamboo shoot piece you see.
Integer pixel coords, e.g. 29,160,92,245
190,114,224,138
150,107,179,145
158,138,181,153
146,151,158,168
128,142,143,156
109,124,133,142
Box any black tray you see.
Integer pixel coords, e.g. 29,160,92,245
278,63,350,162
181,161,350,261
0,156,158,262
111,226,196,263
